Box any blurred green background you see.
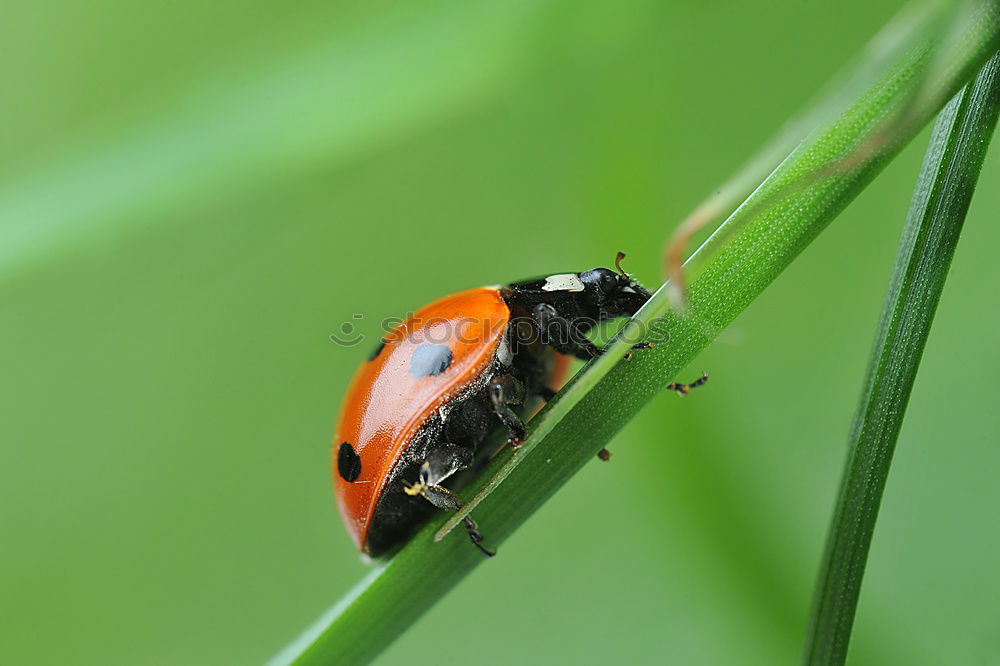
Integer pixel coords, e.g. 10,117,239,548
3,1,999,664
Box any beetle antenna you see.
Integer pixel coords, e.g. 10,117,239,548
614,251,630,279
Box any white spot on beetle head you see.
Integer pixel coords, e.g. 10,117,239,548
542,273,585,292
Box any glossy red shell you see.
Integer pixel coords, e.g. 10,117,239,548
333,287,511,551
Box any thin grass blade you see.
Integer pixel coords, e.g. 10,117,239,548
802,49,1000,666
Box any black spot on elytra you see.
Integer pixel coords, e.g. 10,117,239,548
409,343,453,377
368,338,387,361
337,442,362,482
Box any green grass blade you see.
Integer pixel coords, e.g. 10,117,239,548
272,4,1000,664
802,49,1000,666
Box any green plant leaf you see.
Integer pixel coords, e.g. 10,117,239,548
271,3,1000,664
802,48,1000,666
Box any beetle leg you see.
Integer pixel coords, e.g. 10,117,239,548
532,303,602,360
532,303,651,361
403,447,495,557
489,374,527,448
667,372,709,396
461,515,493,557
622,342,654,361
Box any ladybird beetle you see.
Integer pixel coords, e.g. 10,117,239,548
332,253,703,558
